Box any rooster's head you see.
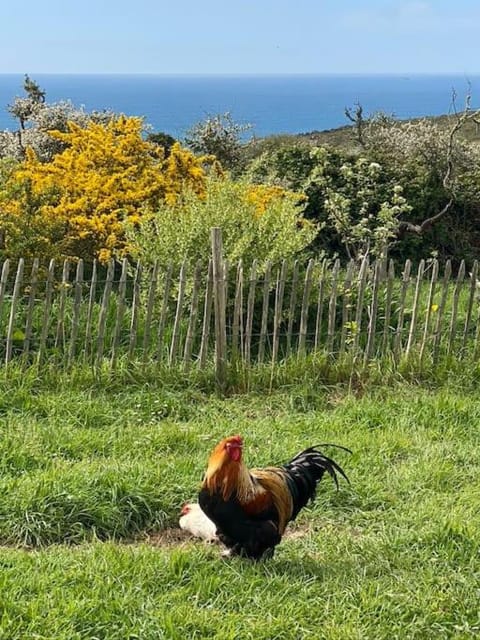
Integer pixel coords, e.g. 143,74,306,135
203,435,244,494
208,434,243,465
223,435,243,462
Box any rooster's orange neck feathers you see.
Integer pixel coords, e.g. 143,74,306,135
203,438,256,501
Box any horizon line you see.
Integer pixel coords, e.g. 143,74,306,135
0,71,479,77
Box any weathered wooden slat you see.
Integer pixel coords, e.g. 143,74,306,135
223,259,230,330
156,263,173,362
111,258,129,369
54,260,71,352
379,249,389,282
393,259,412,358
473,276,480,361
461,260,478,356
37,260,56,365
23,258,40,359
405,259,425,356
212,228,227,391
326,259,340,356
128,262,143,361
447,260,466,357
474,277,480,361
432,260,452,364
199,259,213,369
169,261,187,365
298,259,314,356
0,259,11,330
95,260,115,367
244,259,258,364
183,260,202,368
257,261,272,364
314,260,327,351
352,255,369,357
381,260,395,355
68,259,84,366
5,259,25,364
231,260,244,360
364,260,382,362
339,260,355,356
83,260,98,362
142,260,160,362
272,260,287,363
286,260,299,357
419,259,439,362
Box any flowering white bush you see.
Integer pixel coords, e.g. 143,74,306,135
323,158,412,260
363,116,476,186
2,90,114,162
185,112,252,171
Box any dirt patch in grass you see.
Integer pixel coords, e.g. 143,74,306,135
142,521,314,549
143,528,198,548
285,522,312,541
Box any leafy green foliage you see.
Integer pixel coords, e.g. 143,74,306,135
245,142,316,190
245,143,408,259
146,131,177,155
127,177,317,274
243,115,480,263
323,159,412,260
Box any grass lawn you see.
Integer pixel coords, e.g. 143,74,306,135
0,368,479,639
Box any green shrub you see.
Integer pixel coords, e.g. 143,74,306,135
126,178,318,275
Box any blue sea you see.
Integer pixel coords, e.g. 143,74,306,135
0,74,478,138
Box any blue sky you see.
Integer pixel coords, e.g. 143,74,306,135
1,0,479,74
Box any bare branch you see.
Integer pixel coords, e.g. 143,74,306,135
397,86,480,238
397,198,453,237
345,102,366,147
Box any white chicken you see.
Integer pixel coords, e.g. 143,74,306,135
179,503,218,542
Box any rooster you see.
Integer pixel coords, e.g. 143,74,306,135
198,435,350,560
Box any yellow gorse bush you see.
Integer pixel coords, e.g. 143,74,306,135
0,116,214,262
244,184,306,217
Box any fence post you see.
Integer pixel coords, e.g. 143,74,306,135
211,228,227,393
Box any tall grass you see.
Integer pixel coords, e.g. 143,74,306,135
0,360,479,547
0,369,479,637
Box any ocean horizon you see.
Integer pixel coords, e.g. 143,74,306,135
0,73,478,138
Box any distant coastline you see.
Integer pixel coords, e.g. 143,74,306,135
0,73,478,137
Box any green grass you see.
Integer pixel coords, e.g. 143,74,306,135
0,367,479,638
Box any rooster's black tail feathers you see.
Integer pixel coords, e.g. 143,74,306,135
282,445,350,520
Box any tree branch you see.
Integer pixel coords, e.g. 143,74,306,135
397,198,453,237
345,103,366,148
397,87,480,238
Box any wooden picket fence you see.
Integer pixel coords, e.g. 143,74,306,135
0,229,478,386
